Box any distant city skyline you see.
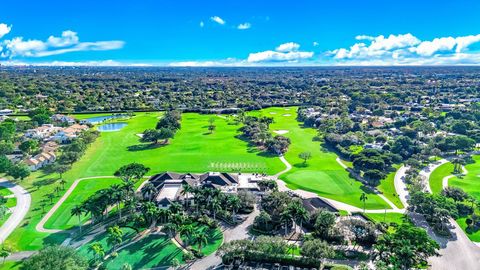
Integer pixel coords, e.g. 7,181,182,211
1,0,480,66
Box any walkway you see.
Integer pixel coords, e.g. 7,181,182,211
0,179,31,243
442,165,467,190
35,176,117,233
420,159,448,193
393,165,409,208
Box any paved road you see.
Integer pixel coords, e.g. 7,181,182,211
393,165,409,208
416,160,480,269
0,179,31,243
189,206,259,270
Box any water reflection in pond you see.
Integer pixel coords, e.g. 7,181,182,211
97,122,128,132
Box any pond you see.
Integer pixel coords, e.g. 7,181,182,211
84,114,127,124
97,122,128,132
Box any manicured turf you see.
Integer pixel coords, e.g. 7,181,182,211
253,107,390,210
364,213,407,225
447,155,480,241
102,235,184,269
5,198,16,208
6,111,283,251
78,227,137,257
44,178,123,230
0,261,22,270
429,162,455,194
377,165,404,209
0,187,13,197
180,224,223,256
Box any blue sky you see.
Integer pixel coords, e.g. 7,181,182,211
1,0,480,66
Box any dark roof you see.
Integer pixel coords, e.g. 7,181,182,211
302,197,338,213
199,172,238,186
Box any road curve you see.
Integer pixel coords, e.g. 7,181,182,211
0,179,31,243
393,165,409,208
418,160,480,269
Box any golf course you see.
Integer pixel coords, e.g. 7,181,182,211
3,106,399,267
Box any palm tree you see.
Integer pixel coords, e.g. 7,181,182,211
142,201,159,226
107,225,124,252
360,193,368,213
210,198,221,220
293,205,308,235
0,249,10,264
59,179,67,190
71,205,84,233
157,208,171,224
121,263,132,270
163,222,178,237
89,242,105,261
54,186,61,196
280,210,292,236
227,196,242,223
179,224,195,247
141,182,157,201
192,230,209,252
47,193,55,204
110,184,124,219
180,184,193,208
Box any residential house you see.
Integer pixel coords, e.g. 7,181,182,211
25,152,56,171
51,114,76,125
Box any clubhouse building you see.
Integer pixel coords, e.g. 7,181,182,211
147,171,261,208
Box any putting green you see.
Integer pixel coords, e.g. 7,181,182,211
253,107,390,210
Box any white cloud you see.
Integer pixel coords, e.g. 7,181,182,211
0,60,153,67
313,41,319,47
248,50,313,63
210,16,225,25
237,23,251,30
328,33,480,65
1,29,124,59
276,42,300,52
0,23,11,39
199,21,204,28
247,42,313,63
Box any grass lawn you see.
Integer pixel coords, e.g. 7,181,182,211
0,261,22,270
253,107,390,210
448,155,480,241
180,224,223,256
0,187,12,197
429,162,455,194
6,111,284,251
377,165,404,209
5,198,16,208
102,235,184,269
78,227,137,257
364,213,407,225
44,178,123,230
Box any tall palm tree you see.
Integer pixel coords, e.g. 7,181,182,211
59,179,67,190
210,198,221,220
110,184,124,219
227,195,242,222
89,242,105,262
192,230,209,252
163,222,178,238
280,210,292,236
157,208,171,224
292,205,308,234
360,193,368,213
179,224,195,247
141,182,157,201
180,184,194,208
71,205,84,233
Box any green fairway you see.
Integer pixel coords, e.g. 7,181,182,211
253,107,390,210
44,178,123,230
378,165,403,209
101,235,184,269
449,155,480,200
6,111,283,250
429,162,455,194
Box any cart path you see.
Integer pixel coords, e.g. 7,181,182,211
442,165,467,190
0,179,31,243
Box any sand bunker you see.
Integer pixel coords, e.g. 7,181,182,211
283,114,292,116
273,130,289,135
269,112,277,114
136,133,144,138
